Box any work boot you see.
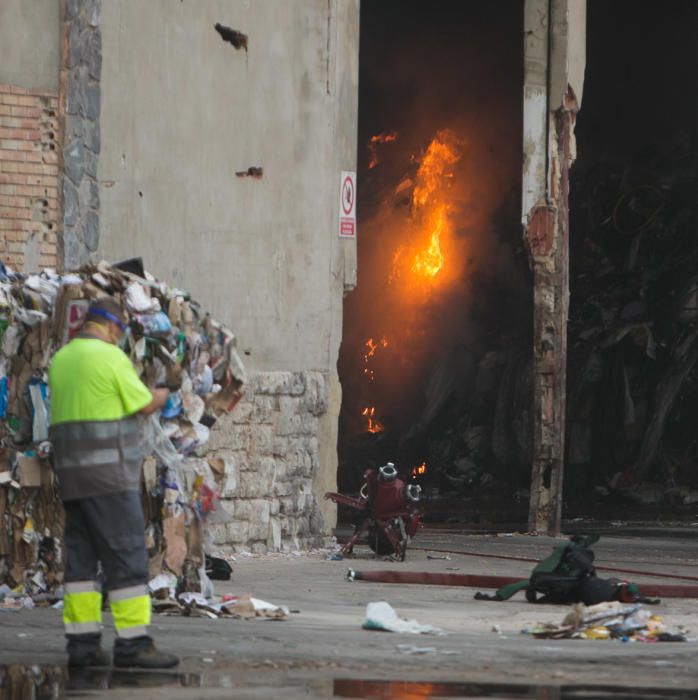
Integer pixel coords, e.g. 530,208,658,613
113,636,179,669
66,633,111,668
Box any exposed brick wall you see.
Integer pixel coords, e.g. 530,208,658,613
0,85,60,271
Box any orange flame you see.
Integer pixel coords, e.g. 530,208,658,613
412,206,446,278
368,131,398,169
360,338,389,430
411,462,427,479
411,136,459,208
390,130,462,285
361,406,385,433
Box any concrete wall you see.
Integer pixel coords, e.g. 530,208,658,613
97,0,359,545
0,0,60,93
98,0,358,372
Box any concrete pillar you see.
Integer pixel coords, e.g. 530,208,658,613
59,0,102,271
522,0,586,535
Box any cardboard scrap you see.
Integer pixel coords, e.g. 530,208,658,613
17,453,41,488
163,511,187,576
219,594,287,620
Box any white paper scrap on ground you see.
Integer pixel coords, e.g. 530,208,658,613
362,602,445,635
178,591,210,607
250,597,290,615
148,572,178,598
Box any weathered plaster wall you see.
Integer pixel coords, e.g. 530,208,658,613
521,0,548,221
522,0,585,220
0,1,61,272
97,0,359,546
0,0,60,93
551,0,586,109
98,0,358,371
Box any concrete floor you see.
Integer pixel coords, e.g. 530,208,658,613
2,528,698,698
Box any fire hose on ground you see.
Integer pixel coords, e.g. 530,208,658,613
345,568,698,599
408,546,698,583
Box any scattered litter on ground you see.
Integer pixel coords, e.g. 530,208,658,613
523,602,693,642
362,601,445,635
151,588,288,621
427,553,451,560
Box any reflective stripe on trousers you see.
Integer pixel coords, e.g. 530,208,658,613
109,584,151,638
63,581,102,635
63,582,151,638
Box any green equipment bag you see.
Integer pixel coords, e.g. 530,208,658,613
475,534,606,603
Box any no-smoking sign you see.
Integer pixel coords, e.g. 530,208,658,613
338,170,356,238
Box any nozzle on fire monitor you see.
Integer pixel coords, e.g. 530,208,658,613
378,463,398,481
405,484,422,503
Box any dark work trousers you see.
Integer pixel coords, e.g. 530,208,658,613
64,490,148,589
63,491,151,640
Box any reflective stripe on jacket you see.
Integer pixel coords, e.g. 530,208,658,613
50,416,143,501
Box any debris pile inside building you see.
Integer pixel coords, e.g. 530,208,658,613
566,139,698,504
0,260,246,608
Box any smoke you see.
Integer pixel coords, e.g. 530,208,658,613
340,1,529,446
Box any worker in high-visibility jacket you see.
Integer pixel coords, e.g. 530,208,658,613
48,297,178,668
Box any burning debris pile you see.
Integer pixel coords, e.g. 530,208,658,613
339,126,530,501
343,125,698,513
0,259,245,603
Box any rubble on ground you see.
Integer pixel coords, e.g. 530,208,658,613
523,601,692,642
0,259,246,602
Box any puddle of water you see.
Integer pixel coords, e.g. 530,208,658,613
333,679,698,700
0,665,200,699
1,666,695,700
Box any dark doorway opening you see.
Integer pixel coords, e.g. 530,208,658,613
337,1,529,521
568,0,698,508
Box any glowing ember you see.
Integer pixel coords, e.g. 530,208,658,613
362,406,385,433
363,337,388,360
367,131,398,169
411,462,427,479
362,337,388,382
